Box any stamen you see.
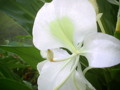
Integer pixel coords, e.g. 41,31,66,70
47,49,54,62
47,49,77,62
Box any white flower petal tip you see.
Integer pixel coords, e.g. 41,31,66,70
83,33,120,68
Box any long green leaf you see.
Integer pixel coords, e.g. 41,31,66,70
0,46,43,69
97,0,118,35
0,0,44,34
0,78,32,90
0,11,31,45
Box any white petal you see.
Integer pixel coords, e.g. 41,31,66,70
33,2,64,50
37,60,47,73
37,59,76,90
40,50,47,58
60,71,78,90
82,33,120,68
52,48,71,60
60,66,95,90
37,49,76,90
33,0,97,51
54,0,97,44
75,63,96,90
40,48,71,59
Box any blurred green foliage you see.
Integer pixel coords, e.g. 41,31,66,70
0,0,44,89
0,0,120,90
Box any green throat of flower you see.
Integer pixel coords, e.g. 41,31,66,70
50,16,79,53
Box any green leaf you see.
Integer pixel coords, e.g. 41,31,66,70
97,0,118,35
0,46,43,69
114,17,120,40
40,0,52,3
0,11,31,45
114,31,120,39
0,78,32,90
0,0,44,34
0,61,20,80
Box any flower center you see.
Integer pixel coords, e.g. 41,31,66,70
50,16,78,53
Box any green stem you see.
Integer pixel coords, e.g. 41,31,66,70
115,17,120,32
83,67,93,75
97,13,106,33
98,19,106,33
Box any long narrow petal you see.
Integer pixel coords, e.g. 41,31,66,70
60,66,96,90
59,72,78,90
74,63,96,90
61,62,95,90
82,33,120,68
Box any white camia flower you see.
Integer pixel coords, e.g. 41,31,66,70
33,0,120,90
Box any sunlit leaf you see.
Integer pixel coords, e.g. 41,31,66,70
0,46,43,69
0,11,31,45
0,0,44,34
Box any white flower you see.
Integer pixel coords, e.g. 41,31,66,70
33,0,120,90
37,49,95,90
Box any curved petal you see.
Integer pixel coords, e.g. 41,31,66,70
37,60,47,73
37,59,76,90
54,0,97,44
60,65,95,90
40,48,71,59
75,63,96,90
82,33,120,68
52,48,71,60
59,72,77,90
33,2,64,50
37,49,76,90
33,0,97,51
